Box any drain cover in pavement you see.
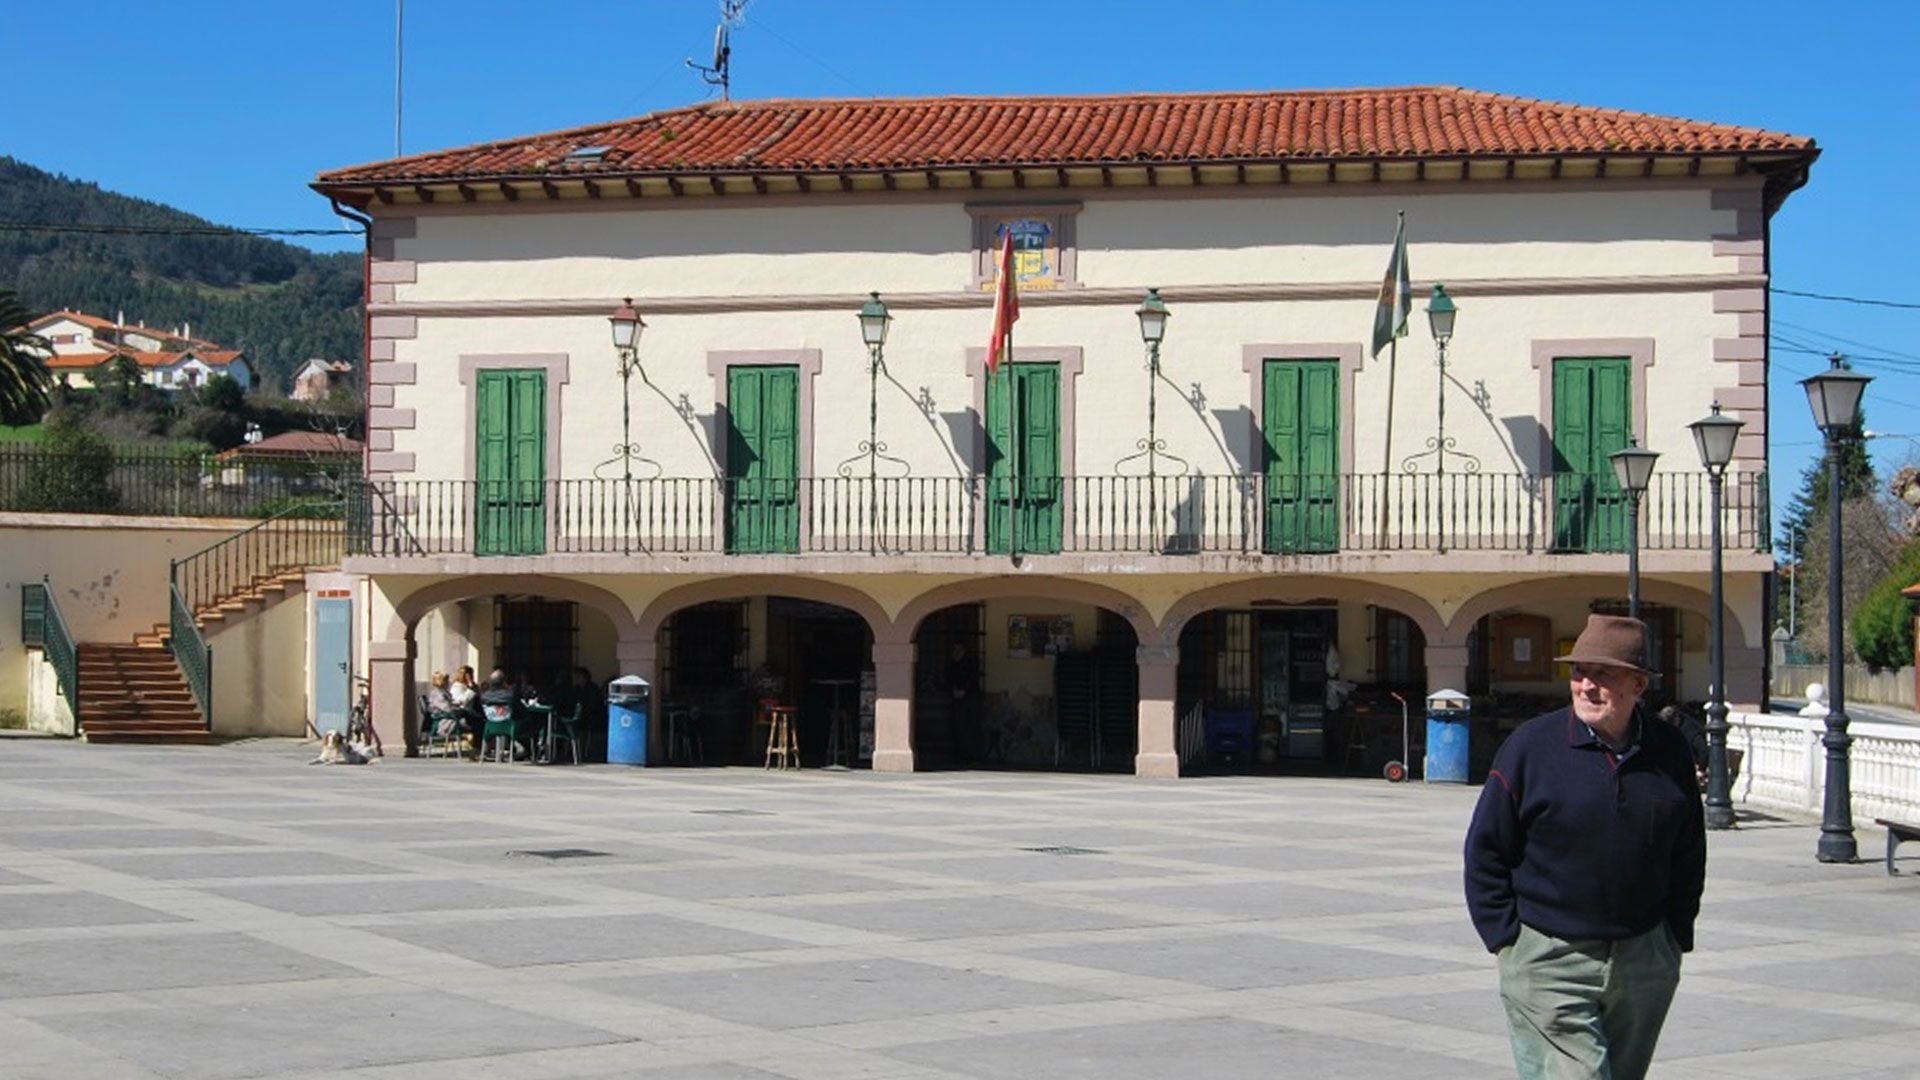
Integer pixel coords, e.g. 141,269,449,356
506,848,610,861
1021,846,1107,856
691,809,776,816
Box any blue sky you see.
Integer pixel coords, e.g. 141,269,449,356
7,0,1917,523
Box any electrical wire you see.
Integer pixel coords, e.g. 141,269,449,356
1773,287,1920,311
0,221,361,238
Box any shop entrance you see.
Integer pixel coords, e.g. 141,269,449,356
1179,607,1338,770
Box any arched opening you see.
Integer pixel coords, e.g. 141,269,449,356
910,599,1140,771
655,594,876,767
1173,599,1431,776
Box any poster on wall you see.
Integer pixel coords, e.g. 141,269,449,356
1008,615,1073,658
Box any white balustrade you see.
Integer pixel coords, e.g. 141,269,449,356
1727,711,1920,823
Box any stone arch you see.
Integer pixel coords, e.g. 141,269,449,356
889,576,1154,645
636,575,889,642
387,574,641,643
1443,576,1751,649
1152,577,1446,648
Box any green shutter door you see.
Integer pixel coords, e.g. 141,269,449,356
475,369,546,556
726,365,800,554
1552,358,1631,552
1264,359,1339,553
986,364,1062,554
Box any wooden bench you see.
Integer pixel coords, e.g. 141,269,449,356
1874,818,1920,876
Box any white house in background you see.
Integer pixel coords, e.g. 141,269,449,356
17,310,256,391
313,86,1817,776
291,358,355,402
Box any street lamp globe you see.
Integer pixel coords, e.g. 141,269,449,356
1801,353,1871,436
1135,287,1170,345
1426,283,1457,344
1609,436,1660,496
857,291,892,347
609,298,644,353
1689,402,1744,472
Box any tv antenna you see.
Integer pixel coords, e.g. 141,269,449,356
688,0,750,101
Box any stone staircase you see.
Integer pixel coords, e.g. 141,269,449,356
81,569,309,744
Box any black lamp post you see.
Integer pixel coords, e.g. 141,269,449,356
1400,284,1478,551
606,298,646,481
853,291,893,553
1135,288,1170,532
1802,353,1872,863
1609,436,1660,621
1691,401,1745,831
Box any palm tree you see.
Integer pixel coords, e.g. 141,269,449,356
0,289,51,425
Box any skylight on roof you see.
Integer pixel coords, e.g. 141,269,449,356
565,145,611,162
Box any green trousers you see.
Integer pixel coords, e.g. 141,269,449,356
1497,922,1681,1080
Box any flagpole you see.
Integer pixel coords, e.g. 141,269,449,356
1380,336,1396,545
1007,321,1019,560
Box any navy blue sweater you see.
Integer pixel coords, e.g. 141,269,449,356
1464,706,1705,953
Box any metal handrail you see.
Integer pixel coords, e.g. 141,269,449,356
22,577,79,729
169,580,211,727
344,470,1772,558
172,500,346,617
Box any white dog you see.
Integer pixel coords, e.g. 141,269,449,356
310,730,379,765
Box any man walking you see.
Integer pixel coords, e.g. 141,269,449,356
1464,614,1706,1079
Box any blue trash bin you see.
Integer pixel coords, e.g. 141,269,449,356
607,675,650,766
1423,688,1471,783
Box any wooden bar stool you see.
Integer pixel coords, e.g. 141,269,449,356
761,704,799,770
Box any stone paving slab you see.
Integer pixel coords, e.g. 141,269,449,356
0,738,1917,1078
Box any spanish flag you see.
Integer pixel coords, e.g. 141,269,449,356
986,230,1020,373
1371,211,1410,359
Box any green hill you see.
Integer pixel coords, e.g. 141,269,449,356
0,157,361,391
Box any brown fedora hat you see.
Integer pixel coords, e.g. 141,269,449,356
1556,614,1653,675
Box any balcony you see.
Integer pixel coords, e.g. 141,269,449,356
345,472,1769,562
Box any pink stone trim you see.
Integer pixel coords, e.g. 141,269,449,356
368,385,395,408
1241,343,1365,473
370,237,396,261
458,353,572,481
962,346,1086,551
966,203,1082,289
1710,188,1764,211
369,217,417,239
1715,386,1765,411
1732,361,1765,386
369,284,396,304
370,340,396,361
369,362,417,385
1713,338,1765,361
1712,238,1763,257
368,451,415,471
1737,312,1765,337
368,430,394,451
369,315,417,339
1529,338,1655,473
370,261,417,284
1712,289,1766,313
368,407,416,429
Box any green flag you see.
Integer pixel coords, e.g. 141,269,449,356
1371,211,1410,358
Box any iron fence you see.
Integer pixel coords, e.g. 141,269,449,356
346,471,1770,558
0,447,351,519
21,577,78,723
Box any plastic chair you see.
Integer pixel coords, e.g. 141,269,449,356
418,695,464,758
546,702,585,765
480,701,534,764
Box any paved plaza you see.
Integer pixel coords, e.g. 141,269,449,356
0,738,1917,1079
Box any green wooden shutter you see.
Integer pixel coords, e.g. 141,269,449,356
1264,360,1339,553
475,369,545,556
725,366,799,554
985,367,1014,554
1021,365,1062,553
1552,358,1631,552
1301,361,1339,551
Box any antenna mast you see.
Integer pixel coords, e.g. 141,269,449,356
687,0,750,101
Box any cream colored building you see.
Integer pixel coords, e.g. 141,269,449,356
313,87,1816,776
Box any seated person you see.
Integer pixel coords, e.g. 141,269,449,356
424,672,460,742
449,666,478,712
476,669,520,759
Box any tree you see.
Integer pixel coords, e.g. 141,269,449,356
12,410,117,512
1852,541,1920,672
1776,428,1877,641
0,288,50,425
199,373,244,412
95,353,142,406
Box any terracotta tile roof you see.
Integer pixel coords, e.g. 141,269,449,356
316,86,1815,186
25,310,223,351
44,348,248,370
214,431,363,460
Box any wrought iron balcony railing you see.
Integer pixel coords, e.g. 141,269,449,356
344,472,1769,559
